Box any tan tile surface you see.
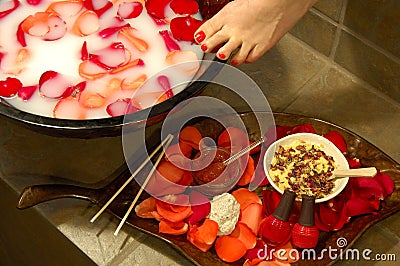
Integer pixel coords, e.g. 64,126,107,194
38,199,148,266
313,0,344,21
119,236,194,266
344,0,400,58
285,67,400,162
335,31,400,103
335,224,399,266
202,35,325,112
289,11,337,56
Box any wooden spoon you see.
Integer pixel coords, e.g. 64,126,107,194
331,167,377,179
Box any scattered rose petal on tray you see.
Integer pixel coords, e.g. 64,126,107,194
132,124,396,264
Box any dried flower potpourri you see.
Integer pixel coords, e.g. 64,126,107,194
269,140,336,199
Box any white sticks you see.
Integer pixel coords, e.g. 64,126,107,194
114,134,173,235
90,134,173,226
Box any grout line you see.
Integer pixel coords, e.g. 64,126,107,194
284,34,400,109
340,26,400,65
310,2,400,65
329,0,348,59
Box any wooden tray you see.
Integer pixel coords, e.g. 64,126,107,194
17,112,400,265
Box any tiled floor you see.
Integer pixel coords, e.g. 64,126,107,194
1,34,399,265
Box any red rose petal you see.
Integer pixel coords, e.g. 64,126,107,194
375,172,395,196
347,157,361,168
345,197,379,217
323,131,347,153
218,126,249,150
170,0,199,15
170,16,203,42
145,0,171,19
262,190,282,216
290,124,316,134
0,0,20,19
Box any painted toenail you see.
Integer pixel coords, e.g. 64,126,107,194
201,44,207,51
231,60,238,66
194,31,206,43
218,53,226,59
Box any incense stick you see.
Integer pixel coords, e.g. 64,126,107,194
114,135,174,235
90,134,173,223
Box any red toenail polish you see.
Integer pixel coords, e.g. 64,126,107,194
201,44,207,51
245,60,250,64
231,60,238,66
218,53,226,59
195,31,206,43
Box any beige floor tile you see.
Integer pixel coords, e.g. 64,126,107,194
119,236,194,266
285,67,400,162
202,35,326,112
335,224,399,265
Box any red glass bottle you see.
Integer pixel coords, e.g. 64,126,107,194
260,190,296,245
291,195,319,249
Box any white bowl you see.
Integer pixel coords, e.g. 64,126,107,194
263,133,349,203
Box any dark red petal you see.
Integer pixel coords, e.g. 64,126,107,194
244,239,267,260
18,85,37,100
17,21,27,47
345,197,379,217
170,16,204,42
346,157,361,168
351,177,386,199
170,0,199,15
83,0,113,17
0,77,23,97
314,206,331,232
290,124,316,134
145,0,171,19
375,172,395,196
0,0,20,19
98,24,129,38
261,190,281,216
323,131,347,153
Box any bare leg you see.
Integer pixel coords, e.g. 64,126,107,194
194,0,318,65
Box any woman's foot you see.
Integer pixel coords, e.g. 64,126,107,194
194,0,317,65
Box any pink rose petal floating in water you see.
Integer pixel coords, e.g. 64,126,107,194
117,0,143,19
0,0,20,19
1,0,207,119
20,12,67,41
